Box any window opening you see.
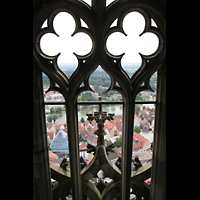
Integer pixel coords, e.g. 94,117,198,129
106,11,159,78
151,18,158,28
42,72,65,103
34,1,165,199
132,103,155,190
78,65,123,102
45,104,70,165
40,12,92,78
135,71,157,102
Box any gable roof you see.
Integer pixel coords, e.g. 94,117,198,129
55,123,65,130
47,131,54,139
78,122,85,133
114,118,122,126
140,118,149,126
91,119,97,126
138,109,149,118
133,132,147,146
134,114,141,124
85,120,90,127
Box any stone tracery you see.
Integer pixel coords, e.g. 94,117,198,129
33,0,166,199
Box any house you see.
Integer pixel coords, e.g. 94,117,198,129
104,120,120,137
140,118,150,131
91,119,97,127
132,132,147,151
134,114,141,127
50,129,69,158
50,124,56,134
55,123,65,131
45,92,64,100
85,120,90,128
142,140,151,152
80,129,97,145
110,126,120,137
78,122,85,133
47,131,55,143
138,109,149,118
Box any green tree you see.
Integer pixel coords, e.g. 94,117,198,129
50,107,54,114
52,114,58,122
134,126,141,134
81,117,85,123
134,105,140,115
47,115,53,123
150,116,155,125
115,135,122,148
77,95,82,101
135,93,143,101
55,106,62,113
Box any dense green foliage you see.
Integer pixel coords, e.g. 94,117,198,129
134,126,141,134
115,135,122,147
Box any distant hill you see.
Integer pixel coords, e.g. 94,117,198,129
58,62,141,70
121,62,141,70
42,62,156,92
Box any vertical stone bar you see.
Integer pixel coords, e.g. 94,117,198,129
150,64,166,200
65,98,82,200
121,98,135,199
33,65,53,200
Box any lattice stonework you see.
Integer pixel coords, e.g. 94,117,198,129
33,0,166,199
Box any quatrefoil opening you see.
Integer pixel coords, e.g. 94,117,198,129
39,12,93,79
106,11,159,78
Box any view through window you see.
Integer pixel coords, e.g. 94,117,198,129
41,10,158,199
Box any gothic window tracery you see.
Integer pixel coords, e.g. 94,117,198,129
33,0,166,199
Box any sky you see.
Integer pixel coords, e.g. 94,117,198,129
40,3,158,66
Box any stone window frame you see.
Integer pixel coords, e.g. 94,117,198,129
33,0,166,199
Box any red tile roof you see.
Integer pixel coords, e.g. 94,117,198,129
133,132,147,146
47,131,54,139
138,109,149,117
91,120,97,126
85,120,90,127
78,123,85,132
114,118,122,126
134,114,141,124
93,126,98,131
79,144,87,150
49,151,58,159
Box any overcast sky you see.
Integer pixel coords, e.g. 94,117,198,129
40,7,158,66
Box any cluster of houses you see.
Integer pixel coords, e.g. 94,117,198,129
43,85,65,101
47,107,154,164
134,107,155,132
78,114,123,145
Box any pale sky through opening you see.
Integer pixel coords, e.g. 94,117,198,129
40,6,158,66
